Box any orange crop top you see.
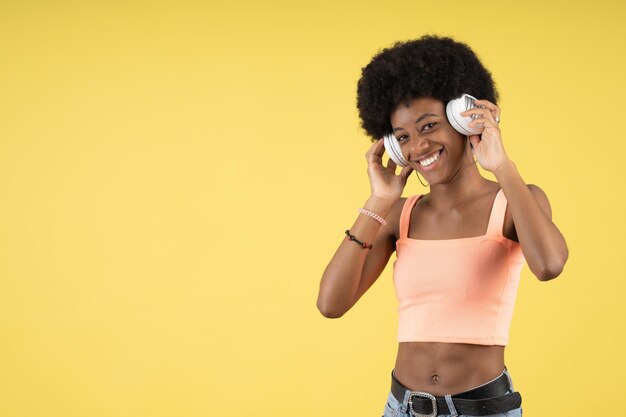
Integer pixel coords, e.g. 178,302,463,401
392,189,526,346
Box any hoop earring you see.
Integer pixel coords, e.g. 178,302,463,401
415,170,429,187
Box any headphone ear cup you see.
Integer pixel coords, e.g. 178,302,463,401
446,93,484,136
383,134,409,167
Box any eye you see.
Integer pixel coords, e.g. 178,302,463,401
422,122,437,132
396,134,409,143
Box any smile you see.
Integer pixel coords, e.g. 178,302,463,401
415,149,443,169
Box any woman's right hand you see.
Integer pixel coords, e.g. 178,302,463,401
365,138,414,203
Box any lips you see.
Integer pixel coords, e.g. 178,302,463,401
414,148,443,171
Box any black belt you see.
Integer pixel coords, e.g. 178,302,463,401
391,368,522,416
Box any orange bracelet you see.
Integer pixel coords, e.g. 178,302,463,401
357,207,387,225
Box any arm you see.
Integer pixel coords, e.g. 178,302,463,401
317,138,413,318
494,160,569,281
317,197,399,318
463,99,569,281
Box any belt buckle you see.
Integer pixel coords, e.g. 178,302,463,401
408,391,437,417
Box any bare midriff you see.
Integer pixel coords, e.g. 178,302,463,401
394,341,505,396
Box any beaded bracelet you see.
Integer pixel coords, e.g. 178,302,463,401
345,229,373,249
357,207,387,226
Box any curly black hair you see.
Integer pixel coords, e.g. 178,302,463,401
356,34,499,141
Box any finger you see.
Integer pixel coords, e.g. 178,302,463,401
479,108,497,126
461,107,492,117
473,99,495,106
473,99,501,121
462,108,492,124
365,138,382,157
473,99,497,110
366,138,385,163
463,108,497,126
468,115,495,128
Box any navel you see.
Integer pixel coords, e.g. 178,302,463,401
431,374,440,384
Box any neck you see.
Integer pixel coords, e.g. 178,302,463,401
420,140,491,209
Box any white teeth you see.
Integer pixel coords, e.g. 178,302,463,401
419,151,440,167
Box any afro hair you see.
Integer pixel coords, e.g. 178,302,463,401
356,34,499,141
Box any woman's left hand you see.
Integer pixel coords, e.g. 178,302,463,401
461,99,510,174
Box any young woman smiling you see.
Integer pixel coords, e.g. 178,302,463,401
317,35,568,417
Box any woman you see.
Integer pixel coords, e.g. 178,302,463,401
316,35,568,417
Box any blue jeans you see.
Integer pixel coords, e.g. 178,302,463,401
381,368,523,417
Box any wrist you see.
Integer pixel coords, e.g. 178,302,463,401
364,196,395,218
493,159,517,179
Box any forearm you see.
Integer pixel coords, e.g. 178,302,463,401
317,197,393,317
494,160,569,280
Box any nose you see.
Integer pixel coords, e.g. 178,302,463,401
405,133,429,161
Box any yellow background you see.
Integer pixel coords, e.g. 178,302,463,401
1,1,623,416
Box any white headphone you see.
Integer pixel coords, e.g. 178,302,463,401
383,93,483,167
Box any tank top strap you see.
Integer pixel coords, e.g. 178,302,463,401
399,195,424,239
485,188,507,238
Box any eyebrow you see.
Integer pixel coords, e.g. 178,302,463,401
392,113,439,132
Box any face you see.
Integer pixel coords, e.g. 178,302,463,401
390,96,471,185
